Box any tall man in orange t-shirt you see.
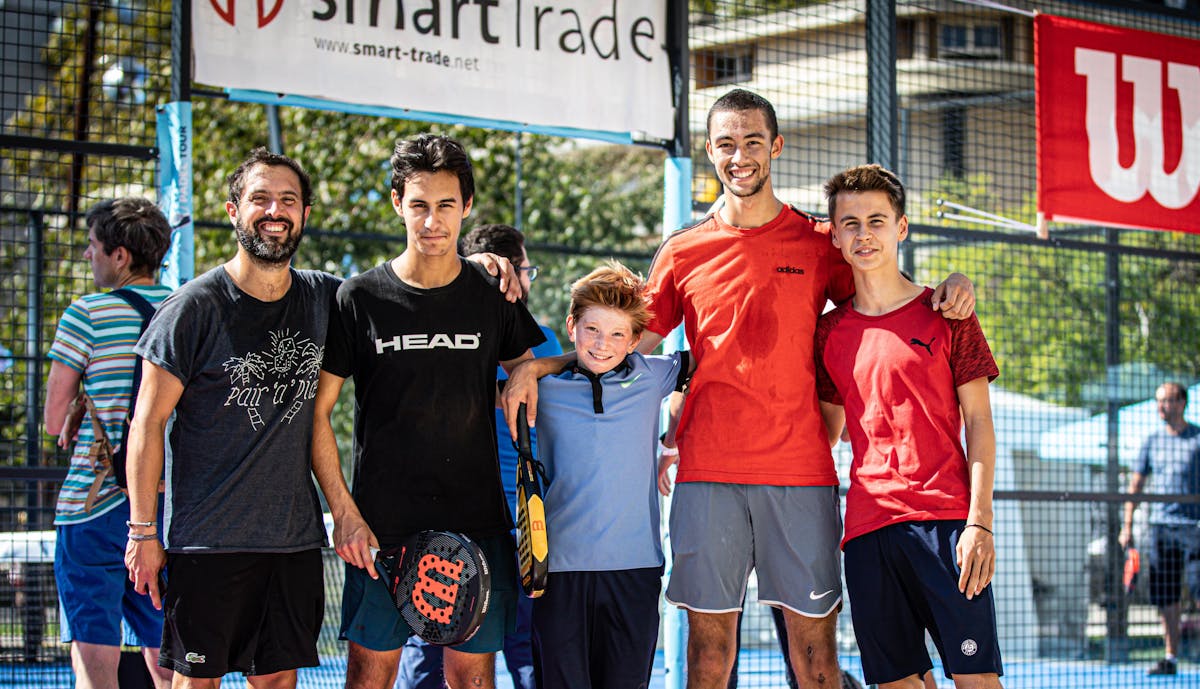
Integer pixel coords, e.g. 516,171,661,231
504,89,975,688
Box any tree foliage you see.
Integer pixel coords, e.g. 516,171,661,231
1,0,665,467
913,174,1200,410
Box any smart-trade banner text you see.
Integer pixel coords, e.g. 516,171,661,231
1036,15,1200,234
195,0,674,141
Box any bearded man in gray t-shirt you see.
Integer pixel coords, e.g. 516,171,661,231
124,148,339,687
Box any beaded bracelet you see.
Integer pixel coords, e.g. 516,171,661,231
127,532,159,542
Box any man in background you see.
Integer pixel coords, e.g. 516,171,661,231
45,197,174,689
1121,382,1200,676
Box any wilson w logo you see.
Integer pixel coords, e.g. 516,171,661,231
1074,48,1200,209
210,0,285,28
411,553,464,625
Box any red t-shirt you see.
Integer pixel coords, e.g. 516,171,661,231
645,205,854,486
815,288,999,547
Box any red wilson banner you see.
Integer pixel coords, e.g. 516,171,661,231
1036,15,1200,234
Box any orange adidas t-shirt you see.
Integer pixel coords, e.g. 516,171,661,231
645,205,854,486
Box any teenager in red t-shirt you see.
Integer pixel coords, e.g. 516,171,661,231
815,164,1003,689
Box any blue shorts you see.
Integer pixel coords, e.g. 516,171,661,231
340,533,518,654
844,520,1003,684
55,500,164,647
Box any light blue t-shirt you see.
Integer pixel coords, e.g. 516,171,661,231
1137,424,1200,525
535,351,686,572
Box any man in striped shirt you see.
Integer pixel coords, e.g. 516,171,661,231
44,197,173,689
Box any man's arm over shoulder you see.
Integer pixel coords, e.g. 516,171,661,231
931,273,976,320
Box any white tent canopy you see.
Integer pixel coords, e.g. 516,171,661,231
1038,382,1200,467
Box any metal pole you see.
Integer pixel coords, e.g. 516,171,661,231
663,2,690,687
1104,227,1128,662
68,4,100,223
24,212,45,525
515,132,524,230
172,0,192,103
266,104,284,153
865,0,898,169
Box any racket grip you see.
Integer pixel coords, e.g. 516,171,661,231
517,403,532,455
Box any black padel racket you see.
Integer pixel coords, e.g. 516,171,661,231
514,403,549,597
372,530,491,645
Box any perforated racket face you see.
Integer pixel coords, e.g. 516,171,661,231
383,531,491,646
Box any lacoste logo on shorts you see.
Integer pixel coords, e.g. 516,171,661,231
809,589,835,600
185,652,206,664
960,639,978,656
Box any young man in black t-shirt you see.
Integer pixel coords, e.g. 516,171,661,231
313,134,544,689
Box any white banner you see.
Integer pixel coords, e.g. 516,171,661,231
195,0,675,140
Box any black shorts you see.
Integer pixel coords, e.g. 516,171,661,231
844,521,1003,685
1147,524,1200,608
160,549,324,678
531,567,662,689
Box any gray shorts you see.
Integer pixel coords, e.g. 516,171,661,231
664,482,842,616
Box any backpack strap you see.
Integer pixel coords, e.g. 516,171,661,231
108,288,158,489
79,393,113,512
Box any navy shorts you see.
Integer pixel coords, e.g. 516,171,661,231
531,567,662,689
159,549,323,678
1146,524,1200,608
844,521,1003,684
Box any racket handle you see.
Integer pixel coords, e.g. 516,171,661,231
517,403,532,455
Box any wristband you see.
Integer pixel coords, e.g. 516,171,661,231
965,523,993,535
127,532,159,542
126,520,156,528
658,442,679,457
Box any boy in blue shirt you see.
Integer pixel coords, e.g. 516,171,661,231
528,261,694,689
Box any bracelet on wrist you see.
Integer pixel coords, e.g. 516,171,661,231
126,519,156,528
658,442,679,457
127,532,159,542
965,523,993,535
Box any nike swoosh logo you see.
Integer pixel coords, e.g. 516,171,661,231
809,589,835,600
619,373,643,389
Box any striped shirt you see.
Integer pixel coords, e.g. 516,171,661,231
49,285,172,524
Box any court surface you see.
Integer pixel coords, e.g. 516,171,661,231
3,650,1196,688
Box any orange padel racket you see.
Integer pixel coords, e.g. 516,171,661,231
372,531,491,645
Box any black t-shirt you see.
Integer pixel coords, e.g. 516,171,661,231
322,258,545,543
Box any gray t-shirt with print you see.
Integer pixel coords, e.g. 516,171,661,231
136,266,340,552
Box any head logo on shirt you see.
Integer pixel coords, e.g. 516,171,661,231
375,333,481,354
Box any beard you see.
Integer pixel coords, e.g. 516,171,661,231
236,214,302,265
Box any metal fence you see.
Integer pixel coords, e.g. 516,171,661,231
2,0,1200,687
